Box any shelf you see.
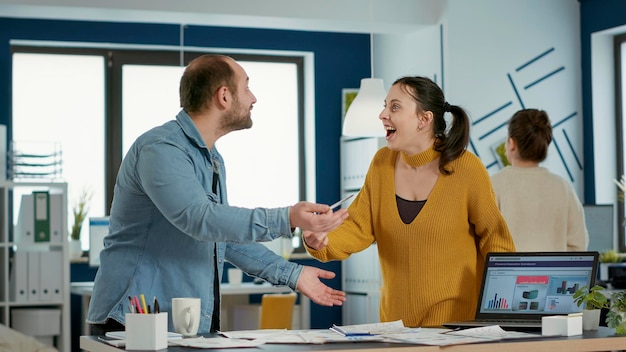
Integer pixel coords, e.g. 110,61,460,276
340,137,384,326
0,182,70,351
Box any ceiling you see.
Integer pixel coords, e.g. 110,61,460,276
0,0,444,34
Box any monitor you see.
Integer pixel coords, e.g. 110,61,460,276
88,216,109,267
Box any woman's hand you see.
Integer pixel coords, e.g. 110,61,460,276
302,230,329,250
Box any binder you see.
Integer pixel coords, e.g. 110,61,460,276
9,251,28,302
15,194,34,244
49,250,64,302
33,191,50,243
39,250,63,301
27,251,40,302
48,194,63,243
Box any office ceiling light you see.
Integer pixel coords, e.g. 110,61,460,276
342,1,386,137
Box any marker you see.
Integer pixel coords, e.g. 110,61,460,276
140,294,148,314
133,295,143,314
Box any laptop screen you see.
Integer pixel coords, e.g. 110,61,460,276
475,252,599,320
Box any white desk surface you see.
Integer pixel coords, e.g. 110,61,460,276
80,327,626,352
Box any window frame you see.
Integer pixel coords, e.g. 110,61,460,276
614,33,626,252
11,45,307,215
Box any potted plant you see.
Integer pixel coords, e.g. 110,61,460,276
606,290,626,334
69,187,92,260
573,285,608,330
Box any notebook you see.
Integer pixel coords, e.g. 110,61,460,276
443,251,599,331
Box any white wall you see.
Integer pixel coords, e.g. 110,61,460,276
375,0,584,198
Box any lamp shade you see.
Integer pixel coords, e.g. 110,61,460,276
342,78,386,137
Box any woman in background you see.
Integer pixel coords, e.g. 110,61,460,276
303,76,515,327
490,108,588,251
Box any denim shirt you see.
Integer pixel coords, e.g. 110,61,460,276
86,110,302,333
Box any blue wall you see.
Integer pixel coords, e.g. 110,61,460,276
0,17,370,330
579,0,626,203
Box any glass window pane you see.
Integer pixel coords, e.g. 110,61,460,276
122,65,184,155
218,61,300,208
12,53,106,250
122,61,300,209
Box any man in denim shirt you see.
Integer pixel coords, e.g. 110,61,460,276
87,54,349,334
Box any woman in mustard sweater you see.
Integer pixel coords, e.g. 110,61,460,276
304,76,516,327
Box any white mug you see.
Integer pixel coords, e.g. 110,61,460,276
171,297,201,336
228,268,243,285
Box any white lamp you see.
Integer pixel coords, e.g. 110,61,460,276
341,0,386,138
342,78,386,137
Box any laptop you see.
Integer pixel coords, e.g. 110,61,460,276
443,251,600,331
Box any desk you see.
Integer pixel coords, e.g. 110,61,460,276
71,282,309,334
80,327,626,352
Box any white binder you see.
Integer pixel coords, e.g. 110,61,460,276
48,194,63,243
9,251,28,302
27,251,40,302
39,250,63,301
15,194,34,244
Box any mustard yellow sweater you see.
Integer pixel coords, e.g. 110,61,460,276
307,146,516,327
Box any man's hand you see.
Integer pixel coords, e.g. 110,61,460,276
302,230,329,250
289,201,348,233
296,266,346,307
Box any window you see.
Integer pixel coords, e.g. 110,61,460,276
12,52,106,250
12,46,307,251
615,34,626,251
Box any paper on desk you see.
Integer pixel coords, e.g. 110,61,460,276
221,329,384,344
104,331,183,340
168,336,266,348
381,326,541,346
446,325,541,340
330,319,409,335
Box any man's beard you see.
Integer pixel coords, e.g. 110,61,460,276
222,98,253,132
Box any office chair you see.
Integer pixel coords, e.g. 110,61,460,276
259,292,297,329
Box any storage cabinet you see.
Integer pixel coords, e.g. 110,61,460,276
0,181,70,351
340,137,385,325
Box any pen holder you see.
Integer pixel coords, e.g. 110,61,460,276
125,312,168,350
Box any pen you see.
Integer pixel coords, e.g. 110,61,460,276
314,194,355,214
440,327,462,334
329,194,354,210
140,294,148,314
153,296,160,314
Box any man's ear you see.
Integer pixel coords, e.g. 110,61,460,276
215,86,230,109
